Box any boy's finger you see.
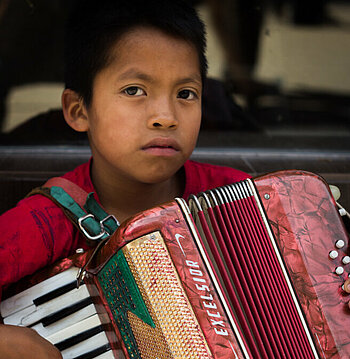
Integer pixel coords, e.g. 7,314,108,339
344,278,350,293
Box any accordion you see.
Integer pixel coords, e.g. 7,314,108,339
1,170,350,359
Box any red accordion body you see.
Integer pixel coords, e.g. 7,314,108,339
87,170,350,358
1,170,349,359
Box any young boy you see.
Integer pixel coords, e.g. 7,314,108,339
0,0,249,357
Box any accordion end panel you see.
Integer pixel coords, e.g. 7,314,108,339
254,170,350,359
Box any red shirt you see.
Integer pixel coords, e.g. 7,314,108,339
0,159,249,298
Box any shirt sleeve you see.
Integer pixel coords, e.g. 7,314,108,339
0,195,78,299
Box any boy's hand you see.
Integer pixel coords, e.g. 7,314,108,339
0,324,62,359
344,278,350,309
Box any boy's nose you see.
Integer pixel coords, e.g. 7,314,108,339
149,116,178,129
147,100,178,129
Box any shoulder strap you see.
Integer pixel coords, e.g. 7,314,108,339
27,177,119,246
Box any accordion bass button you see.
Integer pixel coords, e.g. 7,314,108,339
339,208,347,216
342,256,350,265
329,250,338,259
336,239,345,249
335,266,344,275
330,185,341,202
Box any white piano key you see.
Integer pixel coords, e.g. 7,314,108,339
4,284,90,326
46,313,110,345
31,303,98,337
95,350,121,359
61,331,110,359
3,303,35,325
0,267,79,318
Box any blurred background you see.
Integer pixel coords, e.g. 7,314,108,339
0,0,350,213
1,0,349,141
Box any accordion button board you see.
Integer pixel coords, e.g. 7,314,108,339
253,170,350,358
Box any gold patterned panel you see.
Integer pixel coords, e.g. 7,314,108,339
123,231,213,359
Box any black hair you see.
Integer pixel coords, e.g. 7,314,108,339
64,0,207,106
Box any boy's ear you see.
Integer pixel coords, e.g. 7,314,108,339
61,89,89,132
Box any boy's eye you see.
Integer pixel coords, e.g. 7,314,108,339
178,89,197,100
123,86,145,96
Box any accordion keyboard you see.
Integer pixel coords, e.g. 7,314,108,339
1,267,115,359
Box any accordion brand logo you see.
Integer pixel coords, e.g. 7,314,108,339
185,259,229,337
175,233,187,257
174,232,229,337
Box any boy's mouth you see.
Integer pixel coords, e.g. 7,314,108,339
142,138,180,156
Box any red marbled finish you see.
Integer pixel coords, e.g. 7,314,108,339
254,170,350,359
88,202,245,358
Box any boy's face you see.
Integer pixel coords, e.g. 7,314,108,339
82,27,202,185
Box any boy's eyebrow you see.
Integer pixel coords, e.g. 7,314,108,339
117,68,153,82
176,75,202,87
117,68,202,86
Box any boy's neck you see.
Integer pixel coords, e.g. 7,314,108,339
91,165,185,224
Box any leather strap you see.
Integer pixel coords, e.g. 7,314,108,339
27,177,119,246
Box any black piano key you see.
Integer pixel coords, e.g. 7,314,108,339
73,343,112,359
33,281,80,306
55,325,104,351
42,297,93,326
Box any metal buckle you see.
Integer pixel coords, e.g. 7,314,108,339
100,214,120,229
76,267,86,288
78,214,107,241
76,213,119,287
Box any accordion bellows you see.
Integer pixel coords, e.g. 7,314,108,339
2,170,350,358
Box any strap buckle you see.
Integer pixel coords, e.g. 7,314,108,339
100,214,120,230
78,213,118,241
